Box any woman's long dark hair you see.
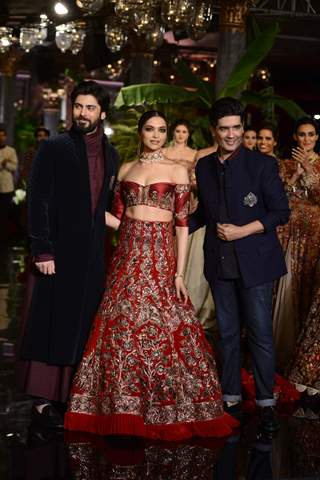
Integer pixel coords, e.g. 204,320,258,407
138,110,168,133
138,110,168,155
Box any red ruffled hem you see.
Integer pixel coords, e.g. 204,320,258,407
64,412,239,441
241,368,301,414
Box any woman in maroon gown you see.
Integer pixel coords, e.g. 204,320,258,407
64,111,238,440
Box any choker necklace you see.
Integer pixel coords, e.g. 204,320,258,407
139,151,164,164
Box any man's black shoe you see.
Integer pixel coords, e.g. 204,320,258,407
32,404,64,429
258,406,280,436
223,401,244,422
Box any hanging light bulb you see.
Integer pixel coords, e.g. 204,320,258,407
55,24,73,52
145,24,165,50
70,28,86,54
189,0,213,40
105,23,128,52
114,0,134,17
76,0,104,15
0,27,13,53
19,27,40,52
161,0,195,30
133,9,157,35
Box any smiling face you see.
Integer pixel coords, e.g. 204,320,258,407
140,116,168,152
214,115,243,158
72,94,106,134
294,123,318,152
243,129,257,150
257,128,277,156
173,124,189,145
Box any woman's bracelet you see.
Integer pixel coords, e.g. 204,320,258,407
175,273,184,278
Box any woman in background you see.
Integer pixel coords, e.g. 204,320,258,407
64,111,237,439
164,119,197,170
243,126,257,150
274,118,320,410
257,124,278,157
166,120,215,333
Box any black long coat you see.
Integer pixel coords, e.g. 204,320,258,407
21,127,118,365
190,146,290,288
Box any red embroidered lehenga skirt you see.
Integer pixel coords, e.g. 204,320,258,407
64,216,238,440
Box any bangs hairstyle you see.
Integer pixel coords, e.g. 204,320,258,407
70,80,110,114
209,97,245,127
138,110,168,133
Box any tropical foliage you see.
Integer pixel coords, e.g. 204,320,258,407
112,20,306,161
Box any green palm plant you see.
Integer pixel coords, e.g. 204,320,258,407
112,21,306,161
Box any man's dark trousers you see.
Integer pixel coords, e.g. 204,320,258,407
211,278,275,406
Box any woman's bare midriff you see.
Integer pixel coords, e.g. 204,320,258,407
125,205,173,223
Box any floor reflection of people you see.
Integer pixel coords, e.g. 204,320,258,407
274,117,320,380
215,433,273,480
64,110,237,439
0,243,10,331
10,429,70,480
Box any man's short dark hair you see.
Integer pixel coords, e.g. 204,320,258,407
34,126,50,138
0,125,7,134
70,80,110,114
209,97,245,127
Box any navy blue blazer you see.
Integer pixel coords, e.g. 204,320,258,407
189,146,290,288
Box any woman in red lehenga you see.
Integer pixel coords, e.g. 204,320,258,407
64,111,238,440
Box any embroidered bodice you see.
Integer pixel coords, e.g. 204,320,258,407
111,180,190,226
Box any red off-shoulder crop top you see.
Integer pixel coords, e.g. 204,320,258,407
111,181,190,227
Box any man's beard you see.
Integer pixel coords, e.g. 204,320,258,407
73,117,101,134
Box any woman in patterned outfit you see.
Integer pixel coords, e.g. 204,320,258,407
64,111,237,440
274,117,320,413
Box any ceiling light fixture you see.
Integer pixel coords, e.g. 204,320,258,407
54,2,69,15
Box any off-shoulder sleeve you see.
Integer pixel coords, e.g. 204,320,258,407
174,183,190,227
111,181,125,220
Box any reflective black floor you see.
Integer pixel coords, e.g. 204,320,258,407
1,240,320,479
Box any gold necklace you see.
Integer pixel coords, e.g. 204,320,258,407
139,151,164,164
309,152,319,164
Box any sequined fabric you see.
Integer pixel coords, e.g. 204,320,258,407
65,215,237,439
276,157,320,387
111,181,190,227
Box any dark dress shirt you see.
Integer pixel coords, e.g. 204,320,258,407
216,151,240,279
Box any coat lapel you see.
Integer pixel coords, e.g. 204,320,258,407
70,127,92,215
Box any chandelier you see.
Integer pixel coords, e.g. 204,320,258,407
0,1,214,56
76,0,104,15
0,27,13,54
55,22,87,54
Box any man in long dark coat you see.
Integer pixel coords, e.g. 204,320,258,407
19,81,119,427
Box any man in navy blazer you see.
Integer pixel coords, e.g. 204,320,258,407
190,97,290,434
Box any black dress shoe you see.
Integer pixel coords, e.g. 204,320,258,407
223,401,244,422
258,406,279,436
32,404,64,429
